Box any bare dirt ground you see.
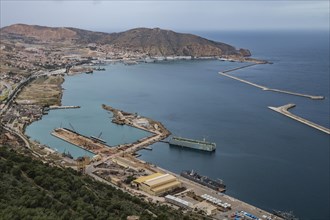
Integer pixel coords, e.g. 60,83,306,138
16,75,64,106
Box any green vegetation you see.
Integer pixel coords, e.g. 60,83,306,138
0,147,196,220
124,175,136,184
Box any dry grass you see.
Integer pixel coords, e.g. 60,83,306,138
0,64,30,77
16,75,64,106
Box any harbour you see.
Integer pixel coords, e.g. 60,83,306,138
28,61,330,219
23,61,330,219
48,104,279,219
0,1,329,217
24,30,330,219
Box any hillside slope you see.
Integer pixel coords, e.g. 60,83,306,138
0,146,196,220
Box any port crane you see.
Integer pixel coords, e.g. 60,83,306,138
90,131,106,144
69,122,76,132
97,131,102,138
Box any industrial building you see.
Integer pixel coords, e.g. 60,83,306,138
201,194,231,211
165,195,193,209
193,201,217,216
133,173,181,196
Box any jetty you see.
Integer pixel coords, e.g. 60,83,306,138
51,128,114,155
264,88,324,100
222,63,258,73
51,105,172,158
101,104,171,137
268,104,330,135
220,72,267,90
49,105,80,110
219,72,324,100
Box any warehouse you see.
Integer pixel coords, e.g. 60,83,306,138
133,173,181,196
165,195,193,209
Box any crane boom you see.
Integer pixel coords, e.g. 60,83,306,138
69,123,76,132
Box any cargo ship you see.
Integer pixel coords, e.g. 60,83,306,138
273,210,299,220
169,136,216,152
181,170,226,192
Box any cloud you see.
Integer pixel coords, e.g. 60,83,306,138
1,1,329,31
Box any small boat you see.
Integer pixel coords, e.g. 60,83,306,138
62,150,73,159
94,66,106,71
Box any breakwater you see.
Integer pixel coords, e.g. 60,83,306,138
222,64,258,73
219,72,324,100
49,105,80,110
268,104,330,135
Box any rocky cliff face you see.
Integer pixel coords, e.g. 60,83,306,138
1,24,251,57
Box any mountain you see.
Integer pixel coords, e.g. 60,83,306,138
1,24,251,57
107,28,252,57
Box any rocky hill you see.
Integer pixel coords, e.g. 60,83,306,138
104,28,250,57
1,24,251,57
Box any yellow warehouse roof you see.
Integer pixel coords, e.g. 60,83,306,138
151,180,181,193
144,174,176,187
133,173,163,184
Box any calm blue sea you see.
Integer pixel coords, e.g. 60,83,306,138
26,31,329,219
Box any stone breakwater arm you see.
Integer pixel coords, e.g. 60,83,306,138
265,89,324,100
48,105,80,110
268,104,330,135
101,104,171,137
222,64,258,73
219,72,324,100
219,72,268,90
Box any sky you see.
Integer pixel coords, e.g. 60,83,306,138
0,1,329,32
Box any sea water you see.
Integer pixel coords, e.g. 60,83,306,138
26,31,329,219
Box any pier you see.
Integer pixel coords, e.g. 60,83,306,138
268,104,330,135
219,72,267,90
51,128,114,155
222,63,258,73
159,140,169,144
265,88,324,100
219,72,325,100
51,105,172,158
49,105,80,110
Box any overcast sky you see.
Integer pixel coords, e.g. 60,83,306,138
0,1,329,32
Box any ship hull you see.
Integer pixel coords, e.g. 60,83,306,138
169,137,216,152
181,171,226,192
